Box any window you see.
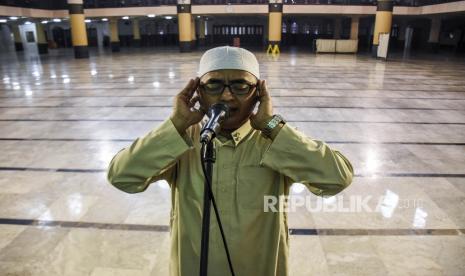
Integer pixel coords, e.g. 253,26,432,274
26,31,35,42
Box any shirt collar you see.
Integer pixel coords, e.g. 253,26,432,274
230,119,253,145
201,118,253,146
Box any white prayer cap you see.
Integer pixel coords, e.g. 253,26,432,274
198,46,260,79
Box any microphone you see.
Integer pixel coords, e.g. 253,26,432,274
200,103,230,144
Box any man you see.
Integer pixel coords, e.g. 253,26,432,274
107,46,353,276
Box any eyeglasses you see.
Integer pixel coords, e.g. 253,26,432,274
199,80,257,96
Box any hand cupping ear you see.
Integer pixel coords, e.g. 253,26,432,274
250,79,274,131
170,78,206,134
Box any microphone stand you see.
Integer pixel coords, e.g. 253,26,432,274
199,140,215,276
198,102,235,276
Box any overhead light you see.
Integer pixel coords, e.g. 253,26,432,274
9,16,18,20
165,16,173,20
122,16,129,20
85,19,91,23
41,20,48,24
0,19,7,23
101,18,108,21
24,21,32,25
53,18,61,22
147,14,156,18
197,16,200,18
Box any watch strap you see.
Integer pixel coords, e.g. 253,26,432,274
262,114,285,136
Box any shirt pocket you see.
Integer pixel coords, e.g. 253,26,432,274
236,165,278,210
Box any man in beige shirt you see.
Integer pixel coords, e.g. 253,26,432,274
108,46,353,276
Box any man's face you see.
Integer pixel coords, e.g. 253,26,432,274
198,69,258,131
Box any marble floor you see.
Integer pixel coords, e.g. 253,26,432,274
0,47,464,276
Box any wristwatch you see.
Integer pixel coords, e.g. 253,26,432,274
262,114,286,136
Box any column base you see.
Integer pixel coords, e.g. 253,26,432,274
133,39,141,47
111,42,120,52
74,46,89,59
179,41,191,52
37,43,48,54
14,42,23,51
428,42,439,53
266,41,281,54
371,45,378,57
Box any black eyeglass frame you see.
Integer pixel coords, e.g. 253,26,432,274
198,80,258,96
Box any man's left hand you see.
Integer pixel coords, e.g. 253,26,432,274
250,79,274,131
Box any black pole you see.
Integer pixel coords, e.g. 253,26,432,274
199,141,215,276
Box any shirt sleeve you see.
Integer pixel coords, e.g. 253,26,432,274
107,118,194,193
260,124,354,197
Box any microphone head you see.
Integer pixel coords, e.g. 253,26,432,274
208,103,230,119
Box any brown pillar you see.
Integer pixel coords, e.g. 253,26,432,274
177,2,192,52
68,0,89,58
267,1,283,51
132,18,141,47
198,17,206,46
350,16,360,40
372,0,393,56
428,16,441,53
110,17,120,52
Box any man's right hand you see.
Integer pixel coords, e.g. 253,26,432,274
170,78,206,134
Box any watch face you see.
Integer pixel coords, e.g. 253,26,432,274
272,115,282,124
267,115,280,129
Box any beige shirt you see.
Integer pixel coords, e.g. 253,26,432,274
107,118,353,276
